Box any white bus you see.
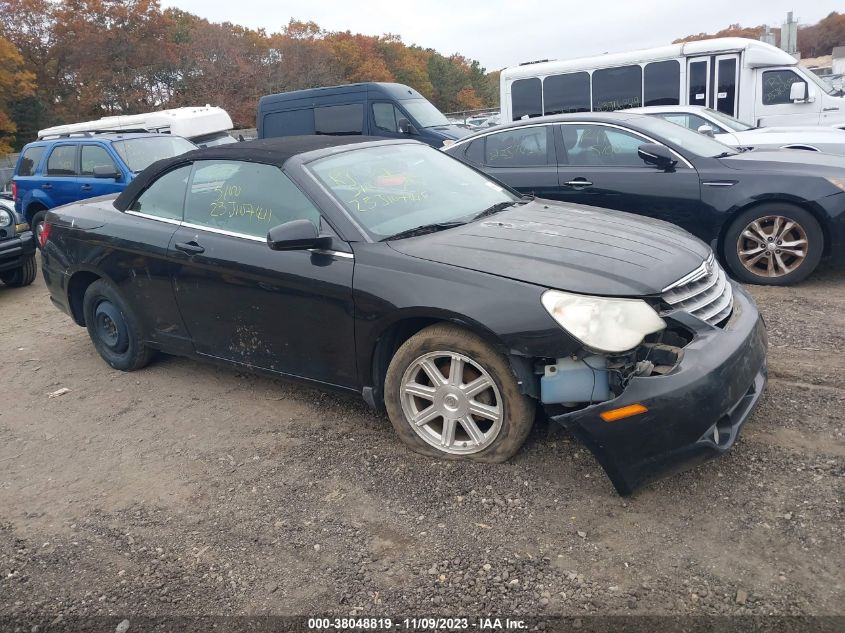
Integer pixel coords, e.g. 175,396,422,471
38,105,236,147
499,38,845,129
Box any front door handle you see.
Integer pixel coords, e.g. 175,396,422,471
564,178,593,189
175,241,205,255
80,184,92,191
823,106,839,112
42,183,53,190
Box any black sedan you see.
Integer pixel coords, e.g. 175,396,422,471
444,112,845,285
41,136,767,495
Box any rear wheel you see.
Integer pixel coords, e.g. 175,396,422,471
723,203,823,286
30,209,47,249
82,279,153,371
384,324,535,463
0,254,37,287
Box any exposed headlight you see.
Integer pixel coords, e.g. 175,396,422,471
541,290,666,353
0,209,12,228
826,177,845,192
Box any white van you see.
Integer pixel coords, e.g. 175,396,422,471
499,37,845,129
38,105,236,147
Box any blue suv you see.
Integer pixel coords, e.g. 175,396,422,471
13,133,196,243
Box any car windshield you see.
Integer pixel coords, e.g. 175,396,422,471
308,143,520,239
703,108,754,132
111,136,197,172
635,116,739,158
804,69,837,96
401,99,450,128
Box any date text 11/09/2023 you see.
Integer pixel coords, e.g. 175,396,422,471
307,617,527,630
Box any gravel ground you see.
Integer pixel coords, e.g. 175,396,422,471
0,260,843,627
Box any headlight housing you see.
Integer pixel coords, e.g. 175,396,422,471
0,208,12,228
541,290,666,353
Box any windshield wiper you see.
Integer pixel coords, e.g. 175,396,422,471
712,151,737,159
471,197,531,221
381,221,466,241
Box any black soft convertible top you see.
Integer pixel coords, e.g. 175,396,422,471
113,135,387,211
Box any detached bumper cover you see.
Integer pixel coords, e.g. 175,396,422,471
0,230,36,273
547,284,767,495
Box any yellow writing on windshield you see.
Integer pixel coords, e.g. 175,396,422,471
327,169,428,213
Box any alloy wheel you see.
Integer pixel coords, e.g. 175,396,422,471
399,351,503,455
737,215,808,278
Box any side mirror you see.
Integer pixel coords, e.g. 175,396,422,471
790,82,807,102
397,118,417,135
93,165,120,180
267,219,331,251
697,124,716,138
638,143,678,171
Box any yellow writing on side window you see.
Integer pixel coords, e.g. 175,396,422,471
210,184,273,223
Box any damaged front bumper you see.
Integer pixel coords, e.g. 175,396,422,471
545,283,767,495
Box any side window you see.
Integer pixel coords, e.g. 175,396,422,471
464,138,485,165
315,104,363,135
46,145,78,176
762,69,806,106
80,145,118,176
511,78,542,120
644,60,680,106
17,146,46,177
129,165,191,221
560,124,648,167
263,109,315,137
543,72,590,115
372,102,400,133
592,65,643,111
484,127,548,167
184,160,321,239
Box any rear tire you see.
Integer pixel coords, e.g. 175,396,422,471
723,203,823,286
384,323,535,463
0,254,37,287
30,209,47,250
82,279,154,371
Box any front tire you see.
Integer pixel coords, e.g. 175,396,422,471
0,254,37,287
82,279,153,371
384,324,535,463
723,203,823,286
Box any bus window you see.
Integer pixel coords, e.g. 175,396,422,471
511,78,542,120
544,72,590,115
644,60,680,106
592,65,643,111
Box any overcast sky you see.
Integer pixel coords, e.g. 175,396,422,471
161,1,839,70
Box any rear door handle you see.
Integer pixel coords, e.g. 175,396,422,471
175,241,205,255
80,184,92,191
564,178,593,189
42,184,53,190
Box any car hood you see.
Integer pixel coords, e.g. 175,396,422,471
426,124,473,140
733,126,845,144
387,200,711,297
719,148,845,173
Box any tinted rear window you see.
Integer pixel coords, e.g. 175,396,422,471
511,78,542,120
314,104,364,135
544,72,590,115
17,146,46,177
263,109,315,138
644,60,680,106
592,65,643,111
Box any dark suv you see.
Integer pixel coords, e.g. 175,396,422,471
0,193,36,287
12,133,195,243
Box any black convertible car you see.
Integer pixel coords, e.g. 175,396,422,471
444,112,845,285
41,137,767,494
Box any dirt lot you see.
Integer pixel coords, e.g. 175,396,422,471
1,260,843,626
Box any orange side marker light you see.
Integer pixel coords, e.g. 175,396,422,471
600,404,649,423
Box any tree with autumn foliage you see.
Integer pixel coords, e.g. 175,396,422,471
0,37,36,153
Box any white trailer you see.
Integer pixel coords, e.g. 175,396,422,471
38,105,235,147
499,38,845,129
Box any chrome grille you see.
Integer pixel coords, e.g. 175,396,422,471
661,255,734,326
